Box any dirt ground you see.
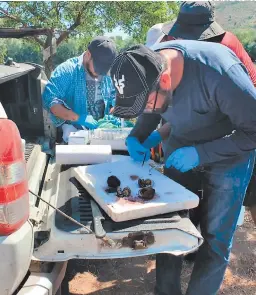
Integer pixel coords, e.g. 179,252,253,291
63,210,256,295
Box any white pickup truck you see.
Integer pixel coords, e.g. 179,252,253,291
0,62,203,295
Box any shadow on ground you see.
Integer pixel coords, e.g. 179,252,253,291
63,256,156,295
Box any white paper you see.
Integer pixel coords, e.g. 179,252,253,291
56,144,112,165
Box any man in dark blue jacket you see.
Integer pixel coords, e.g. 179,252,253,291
110,40,256,295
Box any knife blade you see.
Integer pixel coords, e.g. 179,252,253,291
90,199,117,248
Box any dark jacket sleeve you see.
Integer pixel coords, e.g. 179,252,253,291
196,64,256,164
129,113,161,143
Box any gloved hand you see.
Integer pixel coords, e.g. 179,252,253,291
142,131,162,149
126,137,151,162
105,114,121,125
166,146,200,173
75,114,98,130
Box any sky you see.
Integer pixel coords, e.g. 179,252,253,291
105,27,128,39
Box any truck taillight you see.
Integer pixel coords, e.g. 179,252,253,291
0,119,29,235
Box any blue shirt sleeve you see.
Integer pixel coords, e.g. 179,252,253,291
196,63,256,164
42,60,74,112
103,76,116,115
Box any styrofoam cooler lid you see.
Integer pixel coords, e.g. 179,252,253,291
74,157,200,222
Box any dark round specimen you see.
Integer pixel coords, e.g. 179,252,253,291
107,175,121,188
122,187,131,197
116,186,131,198
116,186,124,198
138,178,152,188
139,187,155,200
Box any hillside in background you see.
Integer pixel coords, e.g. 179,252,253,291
215,1,256,31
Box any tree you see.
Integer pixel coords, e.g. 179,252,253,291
247,43,256,61
0,19,7,63
53,38,81,66
4,38,42,64
1,37,79,66
234,28,256,47
110,35,136,52
0,1,178,78
0,40,7,63
233,28,256,61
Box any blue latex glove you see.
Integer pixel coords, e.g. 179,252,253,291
166,147,200,172
142,131,162,149
75,114,98,130
126,137,151,162
105,114,121,126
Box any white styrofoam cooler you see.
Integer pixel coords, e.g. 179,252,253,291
74,157,199,222
68,128,132,150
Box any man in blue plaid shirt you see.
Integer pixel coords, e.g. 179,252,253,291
42,36,117,142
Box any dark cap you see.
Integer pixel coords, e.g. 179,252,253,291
110,45,164,118
162,1,225,40
88,36,117,75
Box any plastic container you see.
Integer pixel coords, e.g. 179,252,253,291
68,128,132,150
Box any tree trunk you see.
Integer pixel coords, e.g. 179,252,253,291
44,57,54,79
43,31,54,79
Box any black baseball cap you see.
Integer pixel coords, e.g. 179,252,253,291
110,45,164,118
88,36,117,75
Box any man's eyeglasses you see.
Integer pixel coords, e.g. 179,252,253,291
152,84,160,112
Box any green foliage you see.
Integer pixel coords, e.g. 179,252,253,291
1,1,255,65
234,29,256,47
0,1,178,75
247,43,256,61
53,38,82,65
233,28,256,60
0,40,7,63
100,1,178,44
0,1,178,46
3,39,42,64
1,34,138,66
110,36,136,52
0,38,79,65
